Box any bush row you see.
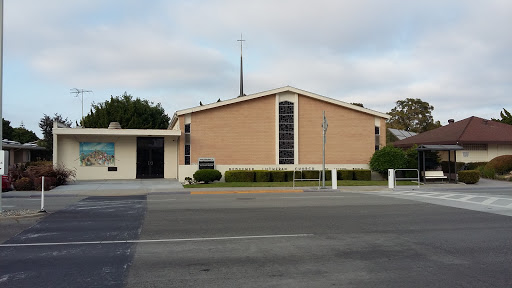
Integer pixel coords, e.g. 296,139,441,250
222,169,372,183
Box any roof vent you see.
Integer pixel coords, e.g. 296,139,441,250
448,119,455,124
108,122,122,129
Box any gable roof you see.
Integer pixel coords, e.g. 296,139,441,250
393,116,512,148
169,86,389,128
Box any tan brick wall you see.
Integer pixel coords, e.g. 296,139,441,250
298,95,375,164
184,96,276,165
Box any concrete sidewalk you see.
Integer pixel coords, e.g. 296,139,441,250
2,179,186,198
3,178,511,198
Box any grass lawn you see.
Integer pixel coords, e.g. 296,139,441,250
183,180,417,188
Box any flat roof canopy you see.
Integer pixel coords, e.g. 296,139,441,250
54,127,181,137
416,144,463,151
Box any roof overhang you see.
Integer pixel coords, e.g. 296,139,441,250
2,144,46,150
54,128,181,137
416,144,464,151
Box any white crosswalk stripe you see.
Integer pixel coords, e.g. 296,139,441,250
358,190,512,217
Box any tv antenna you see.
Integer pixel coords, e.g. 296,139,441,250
70,88,92,127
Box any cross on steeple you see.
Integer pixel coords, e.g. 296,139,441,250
237,34,245,97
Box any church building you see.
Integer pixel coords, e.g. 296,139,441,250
53,86,389,182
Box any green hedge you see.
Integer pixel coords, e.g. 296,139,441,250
337,170,354,180
271,171,287,182
353,169,371,181
225,171,255,182
324,170,332,181
254,170,271,182
302,170,320,180
458,170,480,184
193,169,222,183
284,171,302,182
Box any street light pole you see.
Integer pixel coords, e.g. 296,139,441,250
322,111,328,188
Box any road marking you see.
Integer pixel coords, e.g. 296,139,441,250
365,190,512,209
0,234,314,247
190,190,303,195
279,196,345,199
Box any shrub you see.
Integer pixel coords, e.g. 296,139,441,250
225,171,255,182
479,166,496,179
337,170,354,180
370,146,407,176
285,171,302,182
458,170,480,184
326,170,332,181
270,171,287,182
353,169,371,181
34,176,57,191
485,155,512,175
302,170,320,180
193,169,222,184
53,165,76,186
254,170,271,182
465,162,488,170
14,177,34,191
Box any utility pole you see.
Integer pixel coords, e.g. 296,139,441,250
0,0,4,212
70,88,92,127
322,111,328,188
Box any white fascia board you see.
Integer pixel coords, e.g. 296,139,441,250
174,86,390,119
54,128,181,137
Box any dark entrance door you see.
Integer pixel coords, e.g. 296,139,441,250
136,137,164,179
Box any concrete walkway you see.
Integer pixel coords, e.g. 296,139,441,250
2,179,186,197
2,178,511,198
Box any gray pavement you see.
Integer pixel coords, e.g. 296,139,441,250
2,178,512,287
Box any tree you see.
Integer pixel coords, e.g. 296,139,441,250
82,92,170,129
2,118,14,140
39,113,72,155
12,127,39,143
369,146,408,177
387,98,441,133
493,108,512,125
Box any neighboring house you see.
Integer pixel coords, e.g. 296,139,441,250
2,139,46,166
54,86,390,181
393,116,512,163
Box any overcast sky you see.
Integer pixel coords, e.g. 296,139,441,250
2,0,511,138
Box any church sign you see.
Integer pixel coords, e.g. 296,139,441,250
198,158,215,170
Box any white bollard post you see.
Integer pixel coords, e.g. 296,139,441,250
40,176,46,213
388,169,395,189
331,169,337,189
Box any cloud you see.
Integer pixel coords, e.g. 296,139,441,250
2,0,512,139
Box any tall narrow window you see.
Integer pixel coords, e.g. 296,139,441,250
184,123,191,165
279,101,294,164
375,126,380,151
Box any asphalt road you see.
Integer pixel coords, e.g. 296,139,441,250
2,188,512,287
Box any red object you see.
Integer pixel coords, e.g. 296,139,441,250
2,175,12,192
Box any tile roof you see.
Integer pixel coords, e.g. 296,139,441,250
393,116,512,148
